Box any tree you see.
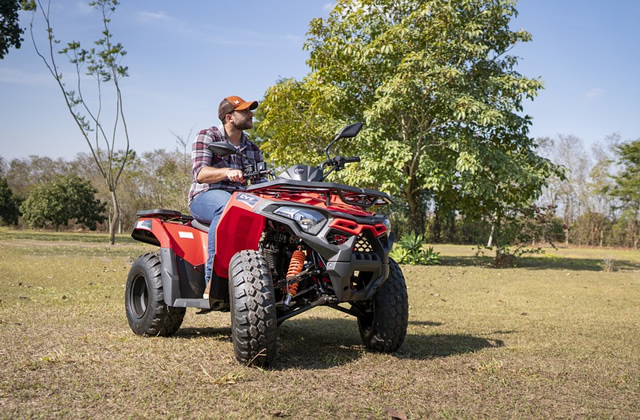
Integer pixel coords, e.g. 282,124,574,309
4,155,73,199
0,0,32,59
28,0,131,244
0,177,21,225
607,139,640,248
20,174,105,230
256,0,558,236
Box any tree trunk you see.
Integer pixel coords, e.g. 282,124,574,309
405,182,424,236
109,189,120,245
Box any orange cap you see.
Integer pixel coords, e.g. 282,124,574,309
218,96,258,121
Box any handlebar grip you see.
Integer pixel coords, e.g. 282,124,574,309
345,156,361,163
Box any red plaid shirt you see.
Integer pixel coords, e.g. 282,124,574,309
188,126,264,205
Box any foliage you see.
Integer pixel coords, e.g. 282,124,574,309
390,231,441,265
0,0,34,58
475,205,562,266
3,155,74,199
609,140,640,209
20,174,105,230
256,0,559,236
28,0,131,244
570,211,611,247
0,177,21,225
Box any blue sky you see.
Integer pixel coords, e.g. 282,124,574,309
1,0,638,161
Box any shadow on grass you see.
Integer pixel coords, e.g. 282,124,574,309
173,318,502,369
518,257,640,272
277,318,501,370
176,326,231,340
439,255,640,272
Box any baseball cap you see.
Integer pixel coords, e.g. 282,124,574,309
218,96,258,121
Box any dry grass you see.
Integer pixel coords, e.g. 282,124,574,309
1,229,639,418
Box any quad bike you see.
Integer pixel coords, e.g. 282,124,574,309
125,123,409,366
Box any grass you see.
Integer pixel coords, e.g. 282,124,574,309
1,229,639,418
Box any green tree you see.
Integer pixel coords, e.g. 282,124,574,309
0,177,21,225
4,155,73,199
28,0,131,244
608,139,640,248
0,0,33,59
256,0,558,235
20,174,105,230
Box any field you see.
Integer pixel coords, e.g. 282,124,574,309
1,229,639,418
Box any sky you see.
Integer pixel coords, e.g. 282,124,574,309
1,0,639,162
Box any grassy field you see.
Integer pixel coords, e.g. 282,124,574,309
1,228,639,418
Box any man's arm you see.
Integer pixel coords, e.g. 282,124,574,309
192,128,244,184
196,166,244,184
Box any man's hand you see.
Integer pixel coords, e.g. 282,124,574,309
226,169,244,183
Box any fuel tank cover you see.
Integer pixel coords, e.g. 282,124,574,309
278,165,323,182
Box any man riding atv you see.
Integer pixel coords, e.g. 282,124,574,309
125,108,409,366
188,95,264,296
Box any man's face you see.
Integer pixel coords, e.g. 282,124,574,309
230,109,253,130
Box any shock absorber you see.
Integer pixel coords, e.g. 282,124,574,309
283,247,306,307
286,248,306,295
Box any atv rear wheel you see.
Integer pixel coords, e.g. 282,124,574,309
357,258,408,352
125,252,185,336
229,250,277,367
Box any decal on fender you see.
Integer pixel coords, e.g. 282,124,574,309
178,231,194,239
236,193,260,208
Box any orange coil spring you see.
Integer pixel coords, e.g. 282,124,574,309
286,249,306,295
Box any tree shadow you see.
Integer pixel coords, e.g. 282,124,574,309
438,255,640,272
521,257,640,272
439,256,489,267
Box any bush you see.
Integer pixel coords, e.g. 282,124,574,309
20,175,106,231
0,177,20,226
390,232,441,265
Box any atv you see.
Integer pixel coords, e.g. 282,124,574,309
125,122,409,366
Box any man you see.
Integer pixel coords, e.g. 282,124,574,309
188,95,263,291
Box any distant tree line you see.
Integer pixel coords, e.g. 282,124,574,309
1,132,637,249
0,144,191,233
391,133,638,249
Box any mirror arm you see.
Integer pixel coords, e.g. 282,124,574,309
324,135,341,161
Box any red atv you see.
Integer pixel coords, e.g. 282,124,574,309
125,123,409,366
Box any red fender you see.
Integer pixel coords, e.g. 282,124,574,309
133,218,208,266
213,192,266,279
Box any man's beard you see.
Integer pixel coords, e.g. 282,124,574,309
233,118,253,131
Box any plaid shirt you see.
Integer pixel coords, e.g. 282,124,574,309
188,125,264,205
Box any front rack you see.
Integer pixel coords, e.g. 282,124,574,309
247,179,392,208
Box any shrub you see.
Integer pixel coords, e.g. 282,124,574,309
390,232,441,265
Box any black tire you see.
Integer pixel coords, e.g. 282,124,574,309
229,250,278,366
125,252,185,336
357,258,409,352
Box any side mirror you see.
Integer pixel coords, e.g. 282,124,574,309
208,142,237,157
324,122,364,160
335,122,363,140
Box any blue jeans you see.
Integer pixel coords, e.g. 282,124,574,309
189,189,232,284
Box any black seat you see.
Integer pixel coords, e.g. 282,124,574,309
190,219,210,232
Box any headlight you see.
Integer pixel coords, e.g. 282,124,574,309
273,206,327,235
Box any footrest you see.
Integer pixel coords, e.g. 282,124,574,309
172,298,210,309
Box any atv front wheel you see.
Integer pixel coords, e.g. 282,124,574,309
357,258,408,352
229,250,277,366
125,252,185,336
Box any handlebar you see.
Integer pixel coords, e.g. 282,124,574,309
243,162,273,183
321,155,361,170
